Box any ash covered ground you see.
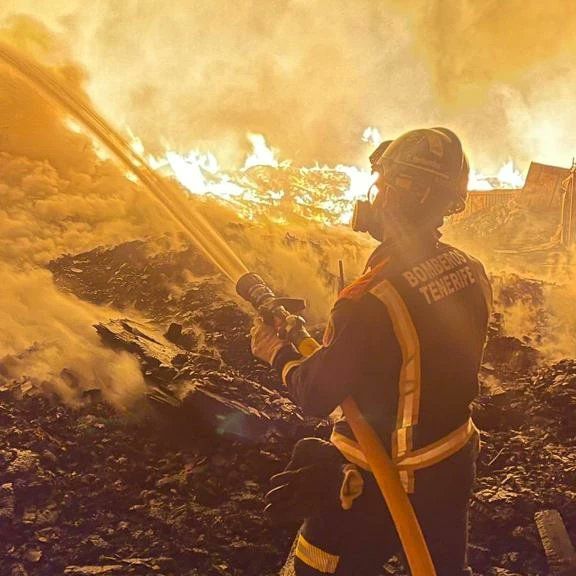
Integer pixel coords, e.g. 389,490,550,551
0,236,575,576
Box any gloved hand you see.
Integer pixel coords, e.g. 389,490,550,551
250,317,289,365
265,437,363,525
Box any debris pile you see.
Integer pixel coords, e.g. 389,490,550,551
472,359,576,575
0,240,573,575
95,318,314,441
48,240,264,385
483,273,567,371
0,395,295,576
239,165,354,223
444,200,562,254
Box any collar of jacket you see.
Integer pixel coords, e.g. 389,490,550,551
364,230,442,273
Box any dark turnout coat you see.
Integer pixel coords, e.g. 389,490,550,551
275,236,491,491
273,235,492,575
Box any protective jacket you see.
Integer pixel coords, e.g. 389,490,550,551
273,234,492,494
272,234,491,574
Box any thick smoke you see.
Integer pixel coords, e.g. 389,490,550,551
0,20,169,404
0,16,371,406
8,1,425,167
394,0,576,170
2,2,576,398
2,1,575,172
0,265,146,407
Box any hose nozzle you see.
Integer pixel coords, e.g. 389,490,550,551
236,273,275,309
236,272,316,354
236,273,306,318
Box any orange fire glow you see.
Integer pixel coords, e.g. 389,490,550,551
131,131,526,226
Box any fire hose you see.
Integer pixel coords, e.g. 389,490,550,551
236,273,437,576
0,36,437,576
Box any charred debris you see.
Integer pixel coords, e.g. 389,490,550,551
0,235,575,575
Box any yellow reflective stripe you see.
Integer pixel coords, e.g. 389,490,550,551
330,430,370,470
398,470,414,493
395,427,408,457
281,359,305,386
396,419,477,470
295,534,339,574
281,345,323,386
331,417,476,476
370,281,421,460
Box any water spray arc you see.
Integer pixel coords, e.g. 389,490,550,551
0,42,435,576
0,41,247,284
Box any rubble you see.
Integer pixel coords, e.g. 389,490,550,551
0,240,572,574
5,354,574,575
48,240,278,389
484,336,541,373
63,566,124,575
0,482,15,524
471,359,576,575
444,201,562,255
0,394,296,575
534,509,576,576
94,318,312,441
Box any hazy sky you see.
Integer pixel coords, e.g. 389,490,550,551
1,0,575,172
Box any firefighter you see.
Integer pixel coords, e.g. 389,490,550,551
251,127,492,575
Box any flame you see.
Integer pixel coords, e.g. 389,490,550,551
129,133,370,224
243,133,279,170
362,126,383,146
128,129,526,226
469,160,525,191
496,160,525,188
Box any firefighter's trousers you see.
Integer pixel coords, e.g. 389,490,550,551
283,434,479,576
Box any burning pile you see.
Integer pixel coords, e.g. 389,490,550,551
147,143,375,226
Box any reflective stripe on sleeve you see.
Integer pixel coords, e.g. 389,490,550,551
281,359,306,386
281,344,323,386
295,534,339,574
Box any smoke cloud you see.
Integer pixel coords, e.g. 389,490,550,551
2,1,575,173
394,0,576,170
0,265,146,407
1,2,576,399
0,20,168,404
0,16,371,404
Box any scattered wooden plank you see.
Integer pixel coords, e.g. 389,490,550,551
535,509,576,576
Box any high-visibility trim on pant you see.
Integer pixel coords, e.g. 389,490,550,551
330,417,477,486
295,534,340,574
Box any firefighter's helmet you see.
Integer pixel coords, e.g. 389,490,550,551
352,127,469,241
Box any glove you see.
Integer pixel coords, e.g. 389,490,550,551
264,437,363,525
250,317,289,365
